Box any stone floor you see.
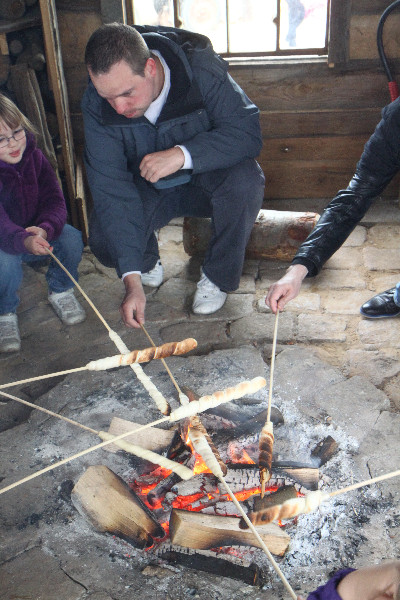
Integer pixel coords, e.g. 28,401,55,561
1,198,400,600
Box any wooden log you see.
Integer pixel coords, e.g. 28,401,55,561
155,545,267,586
253,485,298,513
183,210,320,261
71,465,164,548
310,436,339,467
103,417,175,454
169,509,290,556
272,461,319,491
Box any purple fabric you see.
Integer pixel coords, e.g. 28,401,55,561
0,133,67,255
307,568,356,600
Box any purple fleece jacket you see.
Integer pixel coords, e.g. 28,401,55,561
307,569,355,600
0,133,67,255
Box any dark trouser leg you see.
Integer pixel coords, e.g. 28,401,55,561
187,159,265,291
88,159,264,287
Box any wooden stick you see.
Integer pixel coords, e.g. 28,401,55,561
46,249,171,416
0,379,264,496
260,310,279,497
0,390,98,434
267,309,279,423
0,340,197,391
46,249,112,332
0,416,168,496
329,468,400,498
219,477,297,600
140,324,183,396
0,366,88,390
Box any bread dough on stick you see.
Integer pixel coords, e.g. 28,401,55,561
86,339,197,371
108,330,170,415
170,377,267,421
259,420,274,497
249,490,331,525
188,426,225,479
98,431,193,480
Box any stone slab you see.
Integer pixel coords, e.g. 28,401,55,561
229,312,295,345
314,269,367,290
325,247,363,270
343,225,367,247
358,318,400,349
297,314,347,342
363,247,400,271
344,349,400,387
367,224,400,248
321,290,371,315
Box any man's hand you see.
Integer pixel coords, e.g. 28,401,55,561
336,562,400,600
23,233,52,255
139,147,185,183
120,273,146,328
265,264,309,313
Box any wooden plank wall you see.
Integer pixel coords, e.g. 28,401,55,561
55,0,400,204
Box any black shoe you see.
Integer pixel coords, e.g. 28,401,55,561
360,287,400,318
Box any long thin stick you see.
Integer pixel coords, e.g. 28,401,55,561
0,416,168,496
140,324,182,396
267,309,279,422
329,468,400,498
0,390,98,434
0,379,264,496
47,249,112,332
46,249,171,416
0,366,87,390
219,477,297,600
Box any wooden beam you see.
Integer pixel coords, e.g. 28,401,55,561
39,0,78,227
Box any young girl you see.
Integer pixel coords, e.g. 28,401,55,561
0,93,85,353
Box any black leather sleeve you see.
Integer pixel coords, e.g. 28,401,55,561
292,98,400,276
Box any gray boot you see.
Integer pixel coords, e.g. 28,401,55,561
0,313,21,353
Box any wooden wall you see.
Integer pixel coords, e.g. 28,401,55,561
55,0,400,204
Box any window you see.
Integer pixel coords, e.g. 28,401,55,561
130,0,330,58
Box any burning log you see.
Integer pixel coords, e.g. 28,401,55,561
155,545,267,587
169,509,290,555
71,465,164,548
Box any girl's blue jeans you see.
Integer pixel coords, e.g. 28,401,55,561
0,224,84,314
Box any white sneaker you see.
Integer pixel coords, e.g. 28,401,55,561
141,260,163,287
192,270,227,315
48,290,86,325
0,313,21,353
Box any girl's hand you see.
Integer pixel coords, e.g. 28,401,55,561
25,226,47,239
24,234,52,256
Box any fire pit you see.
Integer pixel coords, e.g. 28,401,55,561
1,345,398,600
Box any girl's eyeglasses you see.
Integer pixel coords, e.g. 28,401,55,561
0,127,26,149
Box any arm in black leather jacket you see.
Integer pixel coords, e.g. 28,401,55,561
292,97,400,277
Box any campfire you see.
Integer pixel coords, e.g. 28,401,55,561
71,399,322,586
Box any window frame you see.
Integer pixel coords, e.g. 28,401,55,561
123,0,349,67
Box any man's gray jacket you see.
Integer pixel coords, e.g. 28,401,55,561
82,26,262,276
